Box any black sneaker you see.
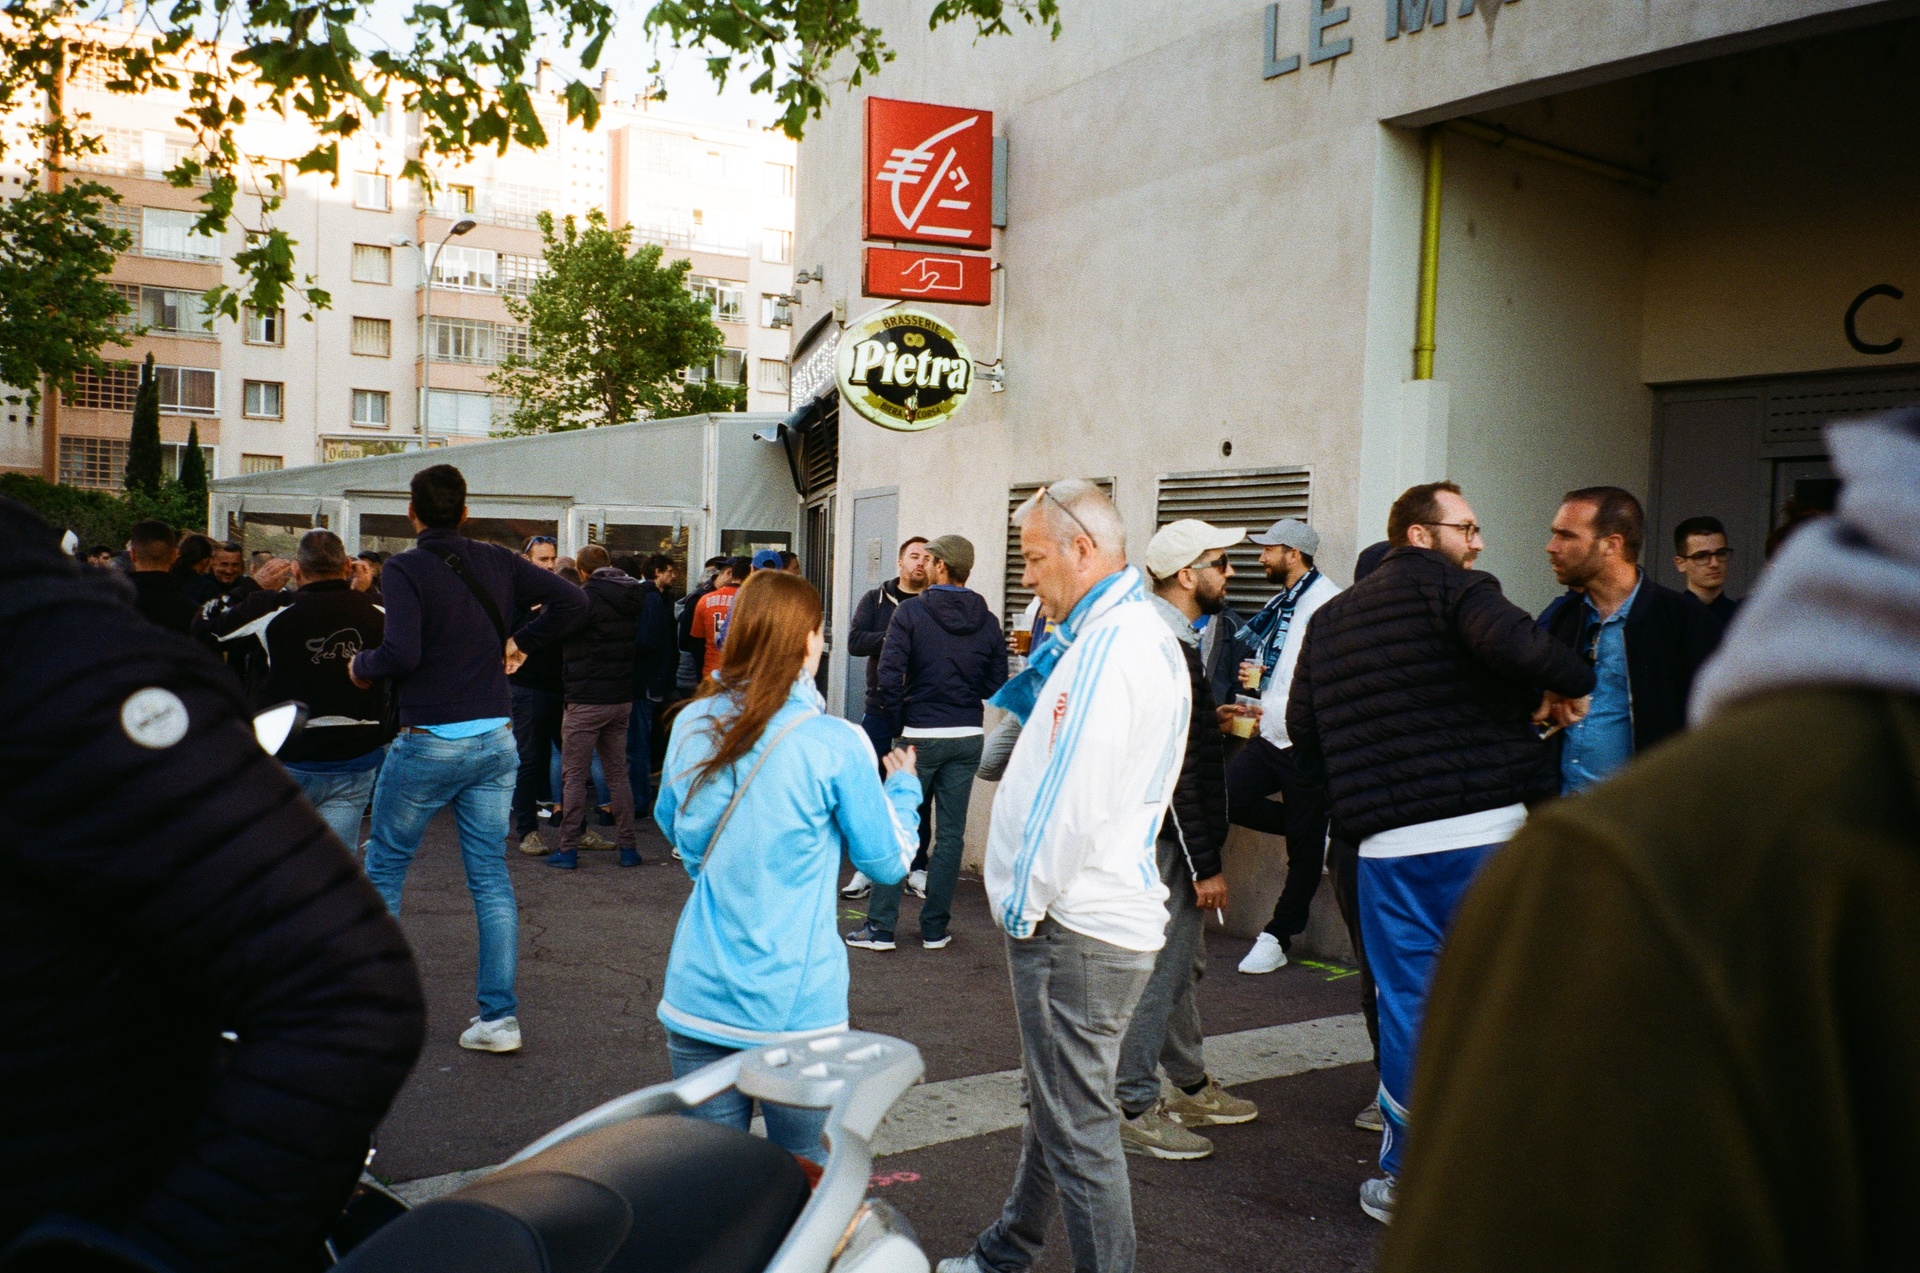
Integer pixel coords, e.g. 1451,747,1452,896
844,922,896,951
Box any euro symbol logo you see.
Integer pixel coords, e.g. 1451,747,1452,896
878,115,980,239
900,257,964,294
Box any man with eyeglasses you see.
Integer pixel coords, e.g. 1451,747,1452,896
1541,487,1719,795
1672,514,1741,631
1227,517,1341,976
1286,480,1595,1223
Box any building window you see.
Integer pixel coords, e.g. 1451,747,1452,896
109,282,141,330
499,252,545,297
430,244,498,292
688,276,745,323
352,243,393,284
351,389,390,428
354,172,390,210
1154,466,1312,613
426,389,499,436
758,358,790,393
156,366,217,415
243,380,284,418
351,317,393,357
241,453,284,474
141,287,213,336
499,326,531,362
686,351,746,385
64,363,142,411
102,203,142,253
423,316,502,364
764,162,794,198
762,228,791,264
446,184,476,213
760,293,792,328
141,208,218,261
58,436,129,489
161,441,215,480
244,306,284,345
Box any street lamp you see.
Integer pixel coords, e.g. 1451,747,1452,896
392,216,477,449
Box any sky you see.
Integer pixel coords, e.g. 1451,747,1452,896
355,0,782,132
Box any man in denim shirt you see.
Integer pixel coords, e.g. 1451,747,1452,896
1541,487,1717,794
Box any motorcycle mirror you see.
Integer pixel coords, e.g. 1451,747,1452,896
252,701,309,756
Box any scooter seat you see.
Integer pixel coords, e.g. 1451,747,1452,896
336,1115,811,1273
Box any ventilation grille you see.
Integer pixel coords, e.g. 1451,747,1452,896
1003,477,1116,628
796,402,839,497
1764,375,1920,450
1155,466,1312,614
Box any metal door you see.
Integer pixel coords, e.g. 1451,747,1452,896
844,489,899,720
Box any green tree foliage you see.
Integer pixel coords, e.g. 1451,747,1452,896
177,419,208,510
492,210,741,433
0,473,205,546
0,2,1056,328
0,181,133,416
124,353,162,496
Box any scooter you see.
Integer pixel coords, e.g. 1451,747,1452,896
333,1029,931,1273
247,712,933,1273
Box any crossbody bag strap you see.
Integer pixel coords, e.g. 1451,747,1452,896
430,547,509,644
698,711,816,871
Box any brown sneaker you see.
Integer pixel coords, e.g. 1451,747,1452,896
1119,1100,1214,1160
1164,1078,1259,1127
577,829,616,851
516,831,547,856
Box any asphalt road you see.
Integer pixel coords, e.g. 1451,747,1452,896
373,810,1382,1272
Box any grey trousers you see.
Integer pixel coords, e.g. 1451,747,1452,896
1115,838,1209,1114
559,701,634,852
973,920,1155,1273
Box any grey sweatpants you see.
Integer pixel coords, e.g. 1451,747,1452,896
972,920,1155,1273
1115,836,1210,1114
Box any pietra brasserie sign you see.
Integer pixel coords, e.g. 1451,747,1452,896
834,307,974,432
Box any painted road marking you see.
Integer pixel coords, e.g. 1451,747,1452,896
391,1013,1368,1204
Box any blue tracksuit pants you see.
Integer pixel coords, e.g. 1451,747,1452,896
1358,842,1500,1178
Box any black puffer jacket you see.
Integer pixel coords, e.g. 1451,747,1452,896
563,567,645,704
1155,600,1228,882
1287,547,1596,842
0,498,425,1273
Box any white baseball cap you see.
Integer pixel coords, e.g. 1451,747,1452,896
1145,520,1246,581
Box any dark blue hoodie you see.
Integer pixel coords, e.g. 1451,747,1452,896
866,585,1009,735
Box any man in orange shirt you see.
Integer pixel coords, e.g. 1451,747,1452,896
687,556,754,679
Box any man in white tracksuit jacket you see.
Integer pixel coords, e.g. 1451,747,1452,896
940,480,1190,1273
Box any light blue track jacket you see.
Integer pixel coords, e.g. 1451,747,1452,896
655,675,922,1048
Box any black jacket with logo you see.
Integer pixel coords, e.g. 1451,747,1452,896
1287,547,1597,843
563,567,646,705
203,578,390,763
0,498,424,1273
848,579,916,694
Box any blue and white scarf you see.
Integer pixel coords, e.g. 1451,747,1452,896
987,568,1144,724
1237,567,1322,693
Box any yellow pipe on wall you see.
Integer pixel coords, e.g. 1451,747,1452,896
1413,127,1443,381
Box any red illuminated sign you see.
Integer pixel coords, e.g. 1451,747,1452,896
864,97,994,250
864,247,993,306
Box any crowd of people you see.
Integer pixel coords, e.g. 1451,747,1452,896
3,408,1914,1272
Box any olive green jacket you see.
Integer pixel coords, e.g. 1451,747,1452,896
1383,687,1920,1273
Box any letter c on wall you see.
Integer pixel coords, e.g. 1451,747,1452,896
1845,284,1904,356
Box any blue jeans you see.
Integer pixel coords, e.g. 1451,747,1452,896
364,726,521,1021
626,696,659,819
286,757,383,854
1359,842,1499,1178
665,1031,831,1166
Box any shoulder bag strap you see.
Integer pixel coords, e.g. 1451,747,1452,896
697,711,816,871
430,547,509,645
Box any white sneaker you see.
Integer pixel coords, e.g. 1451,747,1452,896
906,869,928,898
458,1015,522,1053
840,870,872,899
1359,1174,1397,1224
1354,1098,1385,1132
1238,932,1288,974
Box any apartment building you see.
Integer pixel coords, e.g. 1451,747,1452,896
0,50,796,486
